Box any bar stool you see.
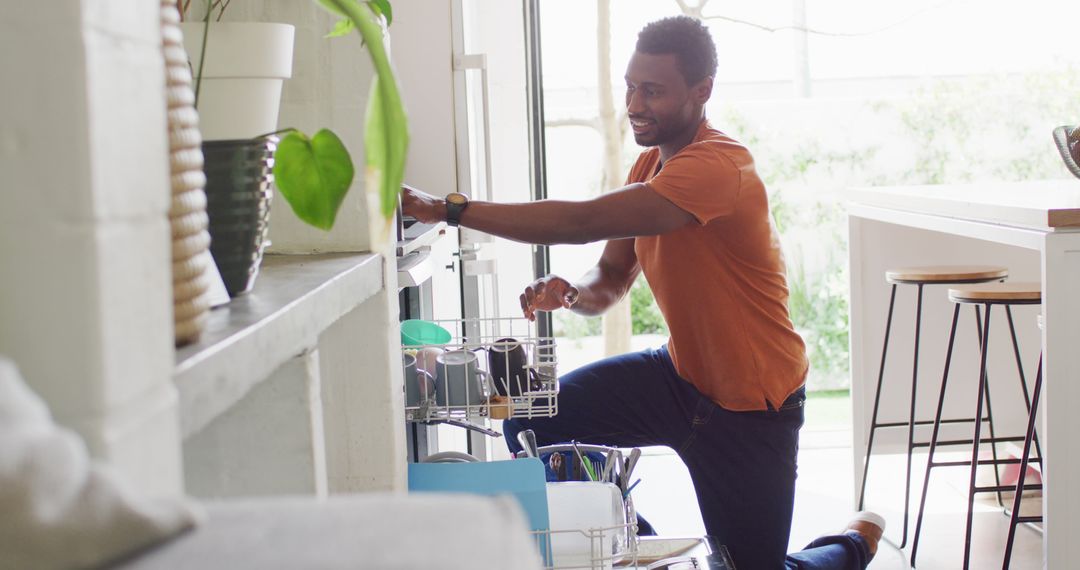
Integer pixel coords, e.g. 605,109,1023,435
1002,314,1044,569
910,282,1043,569
859,265,1009,548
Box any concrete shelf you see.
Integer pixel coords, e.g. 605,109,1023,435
174,252,384,439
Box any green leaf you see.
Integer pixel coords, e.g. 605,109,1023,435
273,129,355,231
325,18,354,38
368,0,393,26
318,0,409,223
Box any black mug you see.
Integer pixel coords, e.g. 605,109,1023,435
488,337,529,396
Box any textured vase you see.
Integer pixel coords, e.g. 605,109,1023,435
163,0,214,346
201,137,277,297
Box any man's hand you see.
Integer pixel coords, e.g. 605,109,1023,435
520,275,579,321
400,184,446,224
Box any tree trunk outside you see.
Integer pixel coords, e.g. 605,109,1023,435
596,0,632,357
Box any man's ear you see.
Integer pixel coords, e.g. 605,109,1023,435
692,76,714,104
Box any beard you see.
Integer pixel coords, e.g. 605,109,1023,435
632,121,675,147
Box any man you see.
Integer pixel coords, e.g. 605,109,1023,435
403,15,883,570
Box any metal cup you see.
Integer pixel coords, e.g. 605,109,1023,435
403,353,434,407
434,349,492,407
488,337,529,396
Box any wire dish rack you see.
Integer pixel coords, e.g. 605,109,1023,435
521,444,640,570
532,496,638,570
402,317,560,425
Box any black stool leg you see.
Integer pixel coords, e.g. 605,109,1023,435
1004,306,1043,462
900,283,926,547
911,303,961,568
859,284,898,512
1002,355,1043,570
964,303,993,569
975,305,1006,508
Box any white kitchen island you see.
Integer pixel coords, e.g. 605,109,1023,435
846,179,1080,567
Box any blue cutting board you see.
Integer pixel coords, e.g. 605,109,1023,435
408,458,551,563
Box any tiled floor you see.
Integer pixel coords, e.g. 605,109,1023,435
629,430,1043,569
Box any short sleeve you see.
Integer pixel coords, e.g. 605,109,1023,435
645,143,741,225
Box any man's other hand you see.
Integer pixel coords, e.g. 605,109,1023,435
520,275,579,321
400,184,445,224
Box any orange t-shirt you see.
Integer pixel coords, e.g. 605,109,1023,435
631,120,808,411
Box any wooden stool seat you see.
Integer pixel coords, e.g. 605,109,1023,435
947,282,1042,304
885,265,1008,284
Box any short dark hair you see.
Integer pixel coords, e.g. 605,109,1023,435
635,16,717,86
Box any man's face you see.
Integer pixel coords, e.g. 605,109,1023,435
624,51,707,147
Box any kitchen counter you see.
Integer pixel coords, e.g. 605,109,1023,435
845,180,1080,231
845,179,1080,567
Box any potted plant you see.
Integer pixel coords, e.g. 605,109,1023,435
177,0,406,295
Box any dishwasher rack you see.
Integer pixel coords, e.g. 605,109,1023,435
523,444,640,570
402,317,560,425
532,496,639,570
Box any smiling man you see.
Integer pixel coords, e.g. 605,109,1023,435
402,15,883,569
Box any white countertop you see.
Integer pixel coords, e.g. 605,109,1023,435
844,179,1080,231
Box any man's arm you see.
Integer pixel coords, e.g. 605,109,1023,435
569,238,641,316
520,238,640,320
402,182,695,246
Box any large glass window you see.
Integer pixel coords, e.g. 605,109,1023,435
535,0,1080,397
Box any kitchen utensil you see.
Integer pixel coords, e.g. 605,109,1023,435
548,452,565,482
400,319,452,347
519,429,539,458
402,353,435,407
518,432,535,458
574,440,600,481
433,349,492,407
621,448,641,492
601,450,620,484
488,337,529,396
623,478,642,499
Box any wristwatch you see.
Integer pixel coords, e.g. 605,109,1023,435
445,192,470,227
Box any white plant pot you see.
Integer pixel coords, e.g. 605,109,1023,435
180,22,294,141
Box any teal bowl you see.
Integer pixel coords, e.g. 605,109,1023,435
401,319,452,347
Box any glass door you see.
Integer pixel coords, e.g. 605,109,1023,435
453,0,539,459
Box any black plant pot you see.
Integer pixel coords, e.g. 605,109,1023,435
202,136,277,297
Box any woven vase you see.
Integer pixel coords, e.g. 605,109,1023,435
162,0,213,346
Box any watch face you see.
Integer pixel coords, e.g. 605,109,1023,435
447,193,468,205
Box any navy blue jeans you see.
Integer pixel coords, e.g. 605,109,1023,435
504,346,870,570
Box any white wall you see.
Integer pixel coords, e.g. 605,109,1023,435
230,0,466,257
0,1,183,493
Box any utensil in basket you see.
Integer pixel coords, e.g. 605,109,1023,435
601,450,620,484
519,429,539,458
621,448,642,492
